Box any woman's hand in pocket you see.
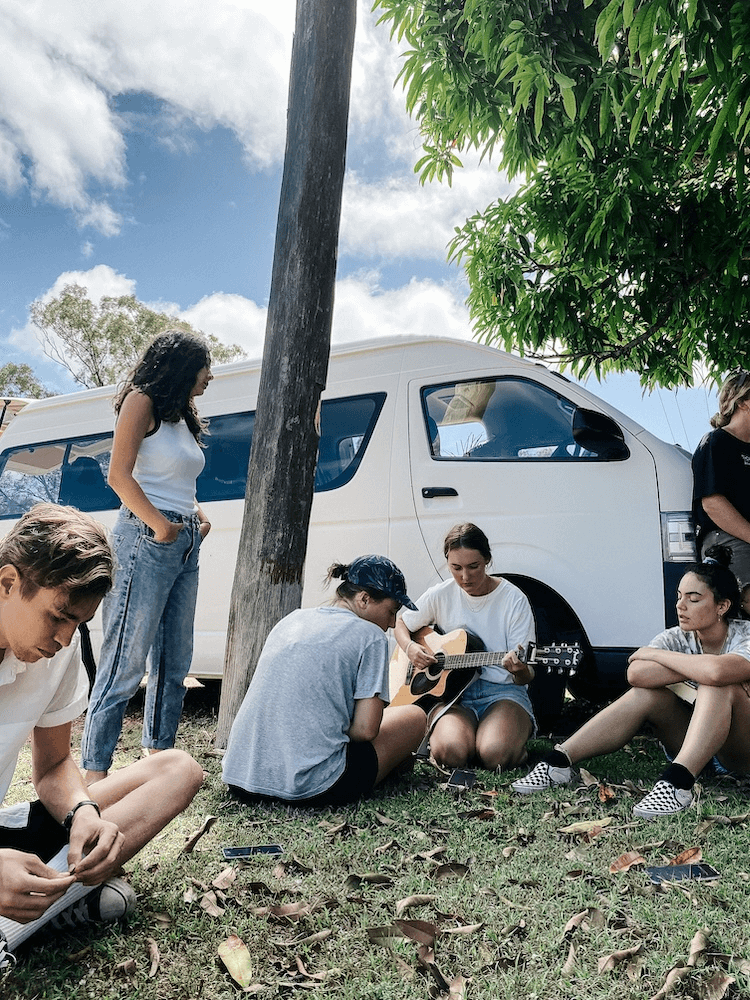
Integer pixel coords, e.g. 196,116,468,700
153,520,183,544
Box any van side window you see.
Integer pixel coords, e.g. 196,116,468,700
422,378,627,461
0,435,118,518
0,393,386,518
196,393,385,501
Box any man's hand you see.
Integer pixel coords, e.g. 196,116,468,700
0,848,75,922
66,808,125,885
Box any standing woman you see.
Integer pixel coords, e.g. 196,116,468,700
692,370,750,588
394,523,536,771
81,331,212,781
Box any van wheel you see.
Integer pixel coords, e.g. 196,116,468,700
501,575,593,737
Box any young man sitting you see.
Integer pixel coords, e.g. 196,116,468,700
0,504,204,971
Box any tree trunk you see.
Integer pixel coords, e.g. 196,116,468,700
215,0,357,747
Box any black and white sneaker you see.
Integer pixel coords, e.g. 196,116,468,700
511,760,572,794
50,877,136,930
632,780,693,819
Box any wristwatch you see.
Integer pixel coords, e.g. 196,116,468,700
63,799,101,832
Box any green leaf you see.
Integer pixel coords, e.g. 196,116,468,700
561,86,577,122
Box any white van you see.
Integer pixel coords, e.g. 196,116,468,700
0,336,695,729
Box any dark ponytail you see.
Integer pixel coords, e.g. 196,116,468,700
685,545,741,618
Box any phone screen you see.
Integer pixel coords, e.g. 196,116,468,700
222,844,283,858
645,863,720,883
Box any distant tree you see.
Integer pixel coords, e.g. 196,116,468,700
375,0,750,388
0,363,52,398
30,284,246,388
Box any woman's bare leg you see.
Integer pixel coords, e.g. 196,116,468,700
372,705,427,784
428,706,477,769
560,687,693,765
475,700,532,770
675,683,750,776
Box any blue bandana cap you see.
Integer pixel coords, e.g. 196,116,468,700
346,554,418,610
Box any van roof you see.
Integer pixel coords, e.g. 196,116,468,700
0,397,31,437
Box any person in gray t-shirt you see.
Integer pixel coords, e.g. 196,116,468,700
512,546,750,819
222,555,427,807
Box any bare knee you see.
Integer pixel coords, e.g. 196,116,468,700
479,743,527,771
154,749,204,804
431,738,472,769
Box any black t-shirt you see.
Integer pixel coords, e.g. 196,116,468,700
692,428,750,539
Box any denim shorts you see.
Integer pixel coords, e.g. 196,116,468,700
0,800,67,863
459,676,538,736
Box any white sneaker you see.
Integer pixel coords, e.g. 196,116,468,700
0,932,14,973
633,780,693,819
51,877,136,930
511,760,572,794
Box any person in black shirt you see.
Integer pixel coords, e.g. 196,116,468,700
692,371,750,588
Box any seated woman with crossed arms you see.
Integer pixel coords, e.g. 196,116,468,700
512,546,750,819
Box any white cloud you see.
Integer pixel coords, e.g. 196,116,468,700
0,0,293,232
180,293,268,355
340,154,516,260
332,274,472,343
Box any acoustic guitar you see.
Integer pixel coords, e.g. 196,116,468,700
390,626,582,712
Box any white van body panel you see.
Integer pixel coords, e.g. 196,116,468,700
0,336,694,689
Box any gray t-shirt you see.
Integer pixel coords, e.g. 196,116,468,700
222,606,389,800
648,619,750,699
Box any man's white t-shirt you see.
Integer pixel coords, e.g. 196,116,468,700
0,634,88,805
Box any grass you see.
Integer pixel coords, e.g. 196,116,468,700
4,688,750,1000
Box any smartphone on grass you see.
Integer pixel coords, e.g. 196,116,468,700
222,844,284,859
645,863,720,884
447,769,476,791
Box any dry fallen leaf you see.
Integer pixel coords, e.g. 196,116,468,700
395,919,437,946
598,783,616,802
116,958,137,977
200,890,225,918
218,935,254,989
687,928,710,967
563,907,605,939
395,894,437,917
212,866,237,890
182,814,217,853
277,929,332,948
598,943,643,973
433,862,470,881
558,817,614,835
609,850,646,873
648,963,690,999
702,971,736,1000
579,768,598,787
670,846,702,866
146,938,160,979
562,942,576,976
442,923,484,936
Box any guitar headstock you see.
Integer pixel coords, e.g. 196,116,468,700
529,642,583,677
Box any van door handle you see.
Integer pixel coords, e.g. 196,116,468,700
422,487,459,499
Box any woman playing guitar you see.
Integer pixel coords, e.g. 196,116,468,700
394,523,536,771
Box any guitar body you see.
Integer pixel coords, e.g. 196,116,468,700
390,627,484,709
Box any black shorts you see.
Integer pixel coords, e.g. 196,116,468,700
229,740,379,809
0,800,68,863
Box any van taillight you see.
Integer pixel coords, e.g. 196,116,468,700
661,512,697,562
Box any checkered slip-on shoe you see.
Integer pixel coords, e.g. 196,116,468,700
0,931,15,975
632,780,693,820
511,760,572,794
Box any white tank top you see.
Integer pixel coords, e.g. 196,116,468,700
132,419,205,515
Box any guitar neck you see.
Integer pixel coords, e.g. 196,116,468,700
440,650,510,671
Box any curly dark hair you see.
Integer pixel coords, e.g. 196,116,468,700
114,330,211,442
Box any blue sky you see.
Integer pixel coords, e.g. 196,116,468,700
0,0,716,450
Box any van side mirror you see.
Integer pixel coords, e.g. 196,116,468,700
572,409,630,460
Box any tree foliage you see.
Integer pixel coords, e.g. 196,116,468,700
0,363,51,398
375,0,750,387
30,285,246,388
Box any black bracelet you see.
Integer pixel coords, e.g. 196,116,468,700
63,799,101,832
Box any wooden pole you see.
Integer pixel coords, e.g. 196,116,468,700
216,0,357,746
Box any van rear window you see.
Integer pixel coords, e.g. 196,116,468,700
0,392,386,518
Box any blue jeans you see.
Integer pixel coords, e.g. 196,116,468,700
81,507,201,772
